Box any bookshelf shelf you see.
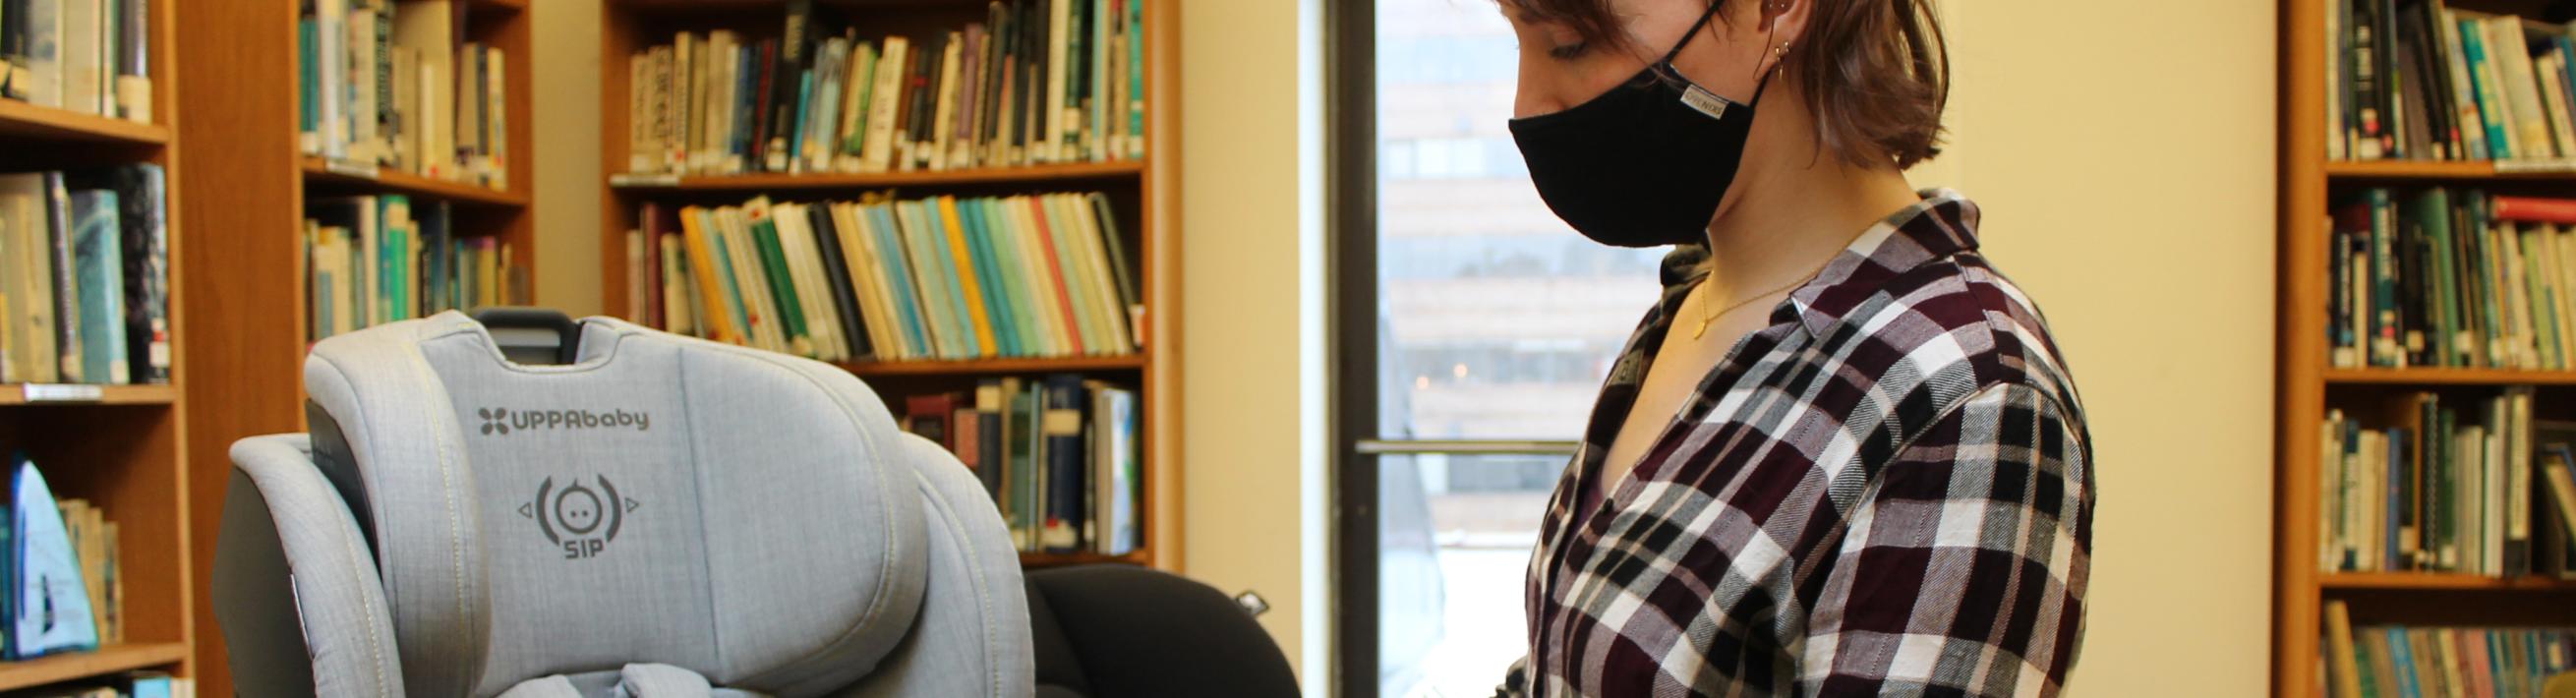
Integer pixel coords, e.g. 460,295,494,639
0,385,181,407
0,100,169,145
476,0,529,13
2321,368,2576,385
300,157,529,207
0,644,189,691
2320,572,2576,591
608,160,1145,192
2327,158,2576,180
1021,551,1147,568
836,355,1147,378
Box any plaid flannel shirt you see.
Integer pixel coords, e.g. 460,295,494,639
1500,191,2094,697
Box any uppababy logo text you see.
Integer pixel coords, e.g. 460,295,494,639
476,407,651,436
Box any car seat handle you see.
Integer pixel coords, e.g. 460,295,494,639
470,307,582,365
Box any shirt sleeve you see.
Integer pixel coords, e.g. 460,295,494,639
1799,381,2093,697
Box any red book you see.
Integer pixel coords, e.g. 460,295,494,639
749,40,779,170
904,392,966,451
1023,197,1086,355
2488,196,2576,224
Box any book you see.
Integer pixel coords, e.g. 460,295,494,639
1037,375,1084,553
67,190,124,385
9,454,93,659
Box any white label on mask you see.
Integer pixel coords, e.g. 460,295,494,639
1679,85,1731,120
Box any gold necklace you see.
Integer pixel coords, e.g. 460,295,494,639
1690,259,1836,340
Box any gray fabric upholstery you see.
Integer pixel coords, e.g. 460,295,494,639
826,435,1034,698
229,435,407,697
237,311,1025,697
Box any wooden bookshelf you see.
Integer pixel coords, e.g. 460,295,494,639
0,644,189,691
2280,0,2576,694
599,0,1184,573
176,0,537,694
0,0,198,692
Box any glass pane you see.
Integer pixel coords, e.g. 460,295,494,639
1375,0,1668,442
1376,453,1557,697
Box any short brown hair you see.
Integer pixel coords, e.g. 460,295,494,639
1512,0,1950,169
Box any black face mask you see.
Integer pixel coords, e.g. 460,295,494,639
1507,1,1773,248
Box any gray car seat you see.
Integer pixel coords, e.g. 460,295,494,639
211,309,1031,697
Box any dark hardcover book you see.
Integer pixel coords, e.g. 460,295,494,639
2396,4,2449,159
982,2,1014,158
974,378,1007,504
2353,0,2385,156
750,38,780,172
111,165,165,383
767,0,814,173
2411,3,2462,157
1021,0,1046,160
420,200,451,314
117,0,146,83
642,203,665,328
805,202,872,359
2397,192,2429,366
911,33,945,168
2374,0,2400,157
1039,374,1087,553
43,173,81,383
1010,378,1039,549
2391,20,2429,161
374,7,394,161
2,0,28,99
733,43,758,168
905,391,965,451
1067,0,1088,154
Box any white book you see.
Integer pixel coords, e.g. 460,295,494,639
806,40,848,173
673,34,696,173
484,46,507,188
2487,18,2558,158
836,42,874,173
0,187,56,382
629,53,652,173
349,6,381,162
1072,194,1134,353
60,0,102,115
981,199,1053,358
2511,388,2534,568
1044,0,1071,163
651,47,673,174
659,234,696,336
2538,52,2576,163
929,33,964,171
861,37,909,173
2436,9,2487,159
318,0,348,157
2318,412,2342,571
706,32,735,174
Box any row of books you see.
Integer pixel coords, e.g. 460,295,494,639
621,0,1145,178
3,452,122,662
2327,0,2576,162
900,375,1140,555
0,167,169,386
299,0,510,189
627,192,1140,362
2321,602,2573,698
2313,390,2571,576
303,195,521,342
0,0,152,123
2325,189,2576,370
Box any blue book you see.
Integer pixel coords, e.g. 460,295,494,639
2460,20,2515,159
2386,428,2405,571
11,455,94,659
2388,627,2422,698
790,70,815,172
890,202,953,357
959,199,1022,357
735,45,758,166
867,204,933,357
923,202,983,358
299,19,320,138
977,199,1043,356
906,202,972,358
129,672,174,698
69,191,127,384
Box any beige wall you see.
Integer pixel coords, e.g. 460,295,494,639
1917,0,2278,693
533,0,605,318
532,0,2282,693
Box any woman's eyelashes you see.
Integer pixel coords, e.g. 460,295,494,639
1547,40,1591,60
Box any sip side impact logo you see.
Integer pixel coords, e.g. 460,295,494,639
521,475,641,559
477,406,651,436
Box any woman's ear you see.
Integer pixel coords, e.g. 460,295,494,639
1758,0,1812,64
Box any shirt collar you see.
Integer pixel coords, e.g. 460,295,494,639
1783,189,1982,337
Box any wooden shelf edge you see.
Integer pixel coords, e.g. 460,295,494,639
1020,551,1146,568
476,0,529,12
2325,158,2576,180
0,643,188,691
2322,368,2576,385
2319,572,2576,590
0,99,168,145
610,160,1145,192
0,384,179,406
836,355,1147,378
301,157,529,207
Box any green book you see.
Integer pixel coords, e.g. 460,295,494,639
2419,188,2458,368
747,204,810,353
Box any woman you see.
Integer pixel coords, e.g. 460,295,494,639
1496,0,2093,695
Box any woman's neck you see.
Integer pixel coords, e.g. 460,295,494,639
1698,131,1923,307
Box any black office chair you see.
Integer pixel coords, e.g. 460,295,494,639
1026,564,1301,698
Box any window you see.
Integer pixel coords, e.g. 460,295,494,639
1333,0,1668,695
